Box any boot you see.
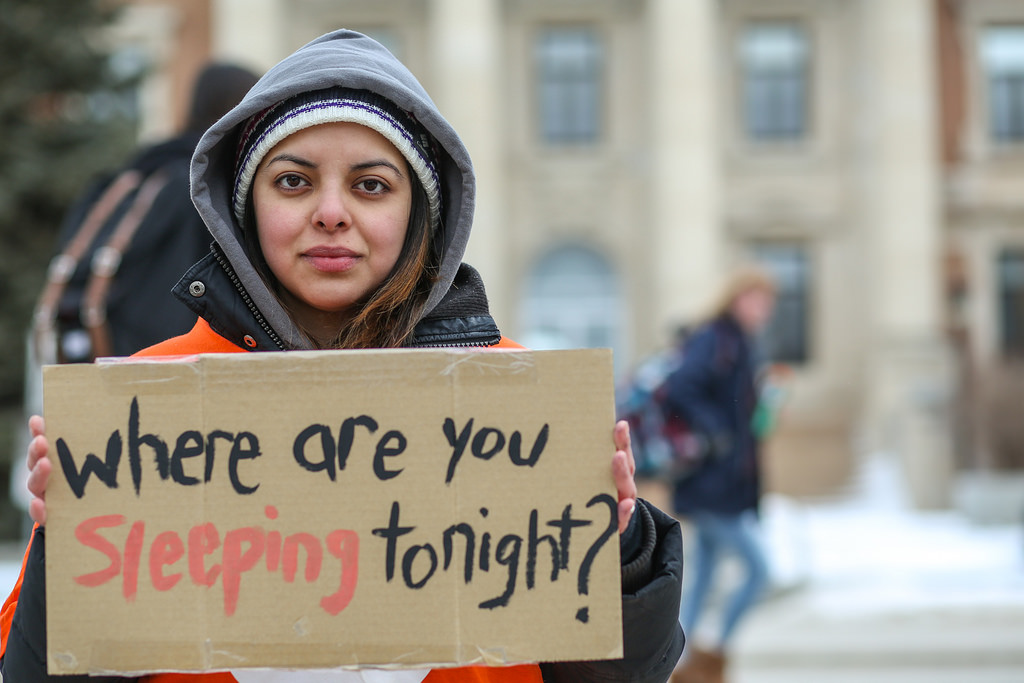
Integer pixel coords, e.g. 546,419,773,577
670,646,727,683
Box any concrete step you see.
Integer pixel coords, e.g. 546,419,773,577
731,667,1024,683
726,586,1024,681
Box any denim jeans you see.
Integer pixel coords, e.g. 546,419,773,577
679,509,769,648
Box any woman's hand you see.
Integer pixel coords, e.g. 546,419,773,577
26,415,51,526
613,419,638,534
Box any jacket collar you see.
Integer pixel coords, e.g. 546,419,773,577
172,247,501,352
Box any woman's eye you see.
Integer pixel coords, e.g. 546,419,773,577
276,174,308,190
357,178,388,194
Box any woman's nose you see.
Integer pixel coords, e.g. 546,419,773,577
312,187,352,230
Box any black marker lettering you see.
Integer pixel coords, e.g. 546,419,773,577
371,501,415,582
337,415,377,471
55,430,122,499
128,397,168,494
293,424,335,480
228,432,261,494
443,417,474,484
373,430,406,481
508,424,549,467
170,431,204,486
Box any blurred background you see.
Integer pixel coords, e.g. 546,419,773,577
0,0,1022,681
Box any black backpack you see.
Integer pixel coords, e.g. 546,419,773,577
30,137,209,365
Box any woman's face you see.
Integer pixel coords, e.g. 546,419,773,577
252,122,412,341
732,288,776,333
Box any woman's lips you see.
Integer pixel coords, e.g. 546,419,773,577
303,246,360,272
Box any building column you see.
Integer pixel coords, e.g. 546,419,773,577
647,0,724,338
211,0,287,70
109,4,179,141
427,0,507,324
861,0,953,508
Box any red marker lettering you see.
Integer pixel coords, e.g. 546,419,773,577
282,533,322,583
149,530,184,591
72,513,359,617
187,523,221,587
74,514,126,587
122,521,145,601
321,529,359,615
221,527,264,616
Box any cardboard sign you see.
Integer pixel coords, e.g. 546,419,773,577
43,348,622,675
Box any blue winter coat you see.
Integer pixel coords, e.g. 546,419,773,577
664,314,762,516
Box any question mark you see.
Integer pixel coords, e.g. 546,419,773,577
575,493,618,623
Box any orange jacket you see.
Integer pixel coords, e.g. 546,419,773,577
1,319,536,683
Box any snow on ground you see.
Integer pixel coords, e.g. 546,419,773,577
758,454,1024,618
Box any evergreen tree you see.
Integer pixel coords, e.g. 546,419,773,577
0,0,140,530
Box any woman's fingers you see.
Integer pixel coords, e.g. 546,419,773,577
613,420,638,534
27,455,51,526
29,497,47,527
27,433,48,472
27,453,51,498
614,419,636,478
27,415,47,470
26,414,49,526
28,414,45,439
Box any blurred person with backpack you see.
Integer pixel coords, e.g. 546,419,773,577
32,61,261,364
12,62,260,531
666,267,778,683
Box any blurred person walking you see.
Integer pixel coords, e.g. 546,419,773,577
666,267,778,683
32,61,260,364
13,61,260,532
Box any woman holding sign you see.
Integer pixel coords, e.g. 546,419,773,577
2,29,683,683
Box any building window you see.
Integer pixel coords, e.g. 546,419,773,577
534,26,603,145
981,25,1024,143
739,21,809,141
520,244,625,371
998,249,1024,356
753,243,811,364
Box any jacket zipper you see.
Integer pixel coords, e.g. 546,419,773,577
418,338,502,349
211,246,286,351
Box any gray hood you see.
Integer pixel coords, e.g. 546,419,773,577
190,29,475,349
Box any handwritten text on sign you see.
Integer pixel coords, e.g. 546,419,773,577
43,348,621,674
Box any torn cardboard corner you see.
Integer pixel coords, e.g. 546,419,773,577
43,347,622,675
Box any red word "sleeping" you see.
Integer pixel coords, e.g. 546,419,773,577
72,505,358,616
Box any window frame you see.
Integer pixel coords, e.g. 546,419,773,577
751,242,813,365
737,18,812,144
996,247,1024,357
980,23,1024,145
532,24,605,147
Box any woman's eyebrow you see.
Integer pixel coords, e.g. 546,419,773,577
265,153,314,168
351,159,405,177
263,154,405,178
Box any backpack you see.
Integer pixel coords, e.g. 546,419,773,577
30,137,209,366
32,169,167,364
616,344,709,483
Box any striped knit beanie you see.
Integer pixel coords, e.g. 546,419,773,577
232,87,442,232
